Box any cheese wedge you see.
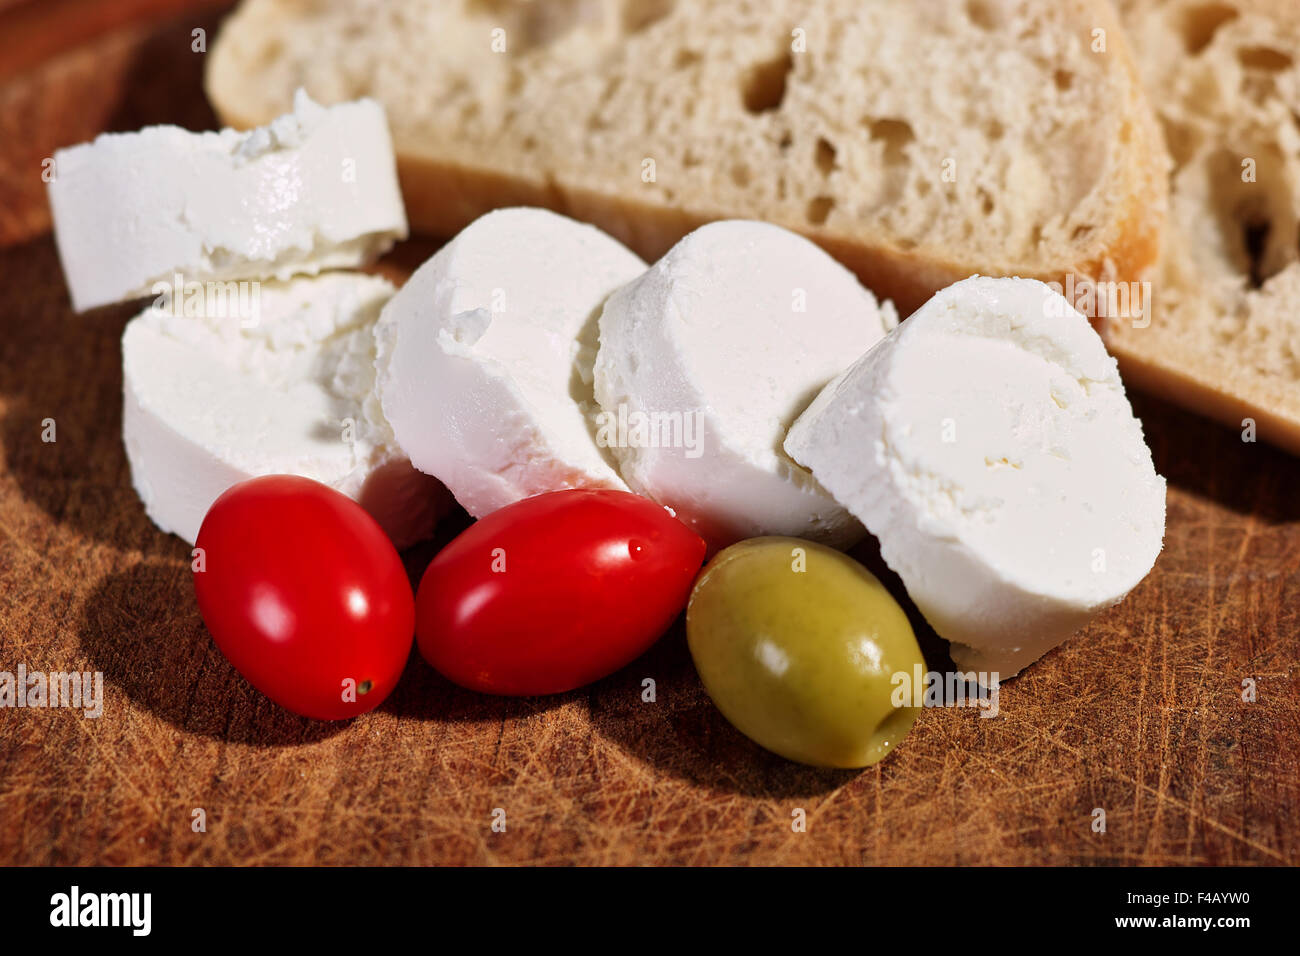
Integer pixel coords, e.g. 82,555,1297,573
785,275,1166,676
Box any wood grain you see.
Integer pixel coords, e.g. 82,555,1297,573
0,0,230,82
0,6,1296,867
0,2,232,246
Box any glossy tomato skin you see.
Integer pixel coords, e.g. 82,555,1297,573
193,475,415,720
416,489,707,695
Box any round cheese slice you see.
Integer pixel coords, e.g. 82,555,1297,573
50,90,407,313
375,207,645,518
784,275,1167,677
122,272,447,547
593,219,894,548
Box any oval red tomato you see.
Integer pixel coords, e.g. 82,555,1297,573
416,489,706,695
193,474,415,720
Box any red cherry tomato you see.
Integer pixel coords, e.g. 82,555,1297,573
193,475,415,720
416,489,706,695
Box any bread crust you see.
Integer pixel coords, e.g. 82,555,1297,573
1109,336,1300,455
1104,0,1300,455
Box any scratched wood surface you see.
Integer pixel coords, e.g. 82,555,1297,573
0,6,1297,867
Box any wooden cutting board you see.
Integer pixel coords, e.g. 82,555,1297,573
1,3,1297,867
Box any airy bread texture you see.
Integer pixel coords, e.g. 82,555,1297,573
207,0,1166,313
1109,0,1300,453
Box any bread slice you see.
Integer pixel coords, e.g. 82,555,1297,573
1108,0,1300,453
206,0,1166,314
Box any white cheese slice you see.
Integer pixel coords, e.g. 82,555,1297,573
375,207,643,517
784,275,1167,677
593,220,895,548
122,272,447,547
50,89,407,313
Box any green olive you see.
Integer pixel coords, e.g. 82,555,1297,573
686,536,924,768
